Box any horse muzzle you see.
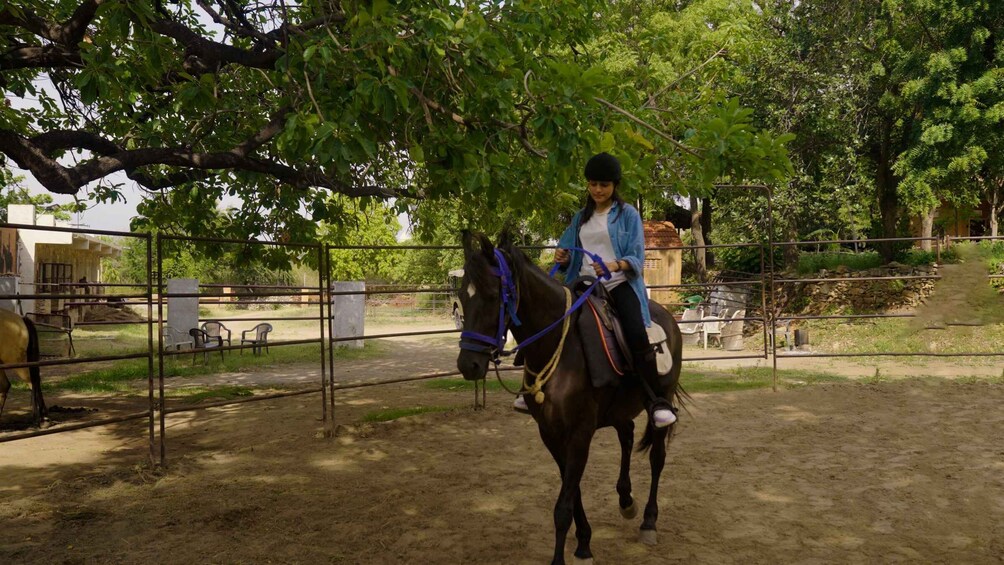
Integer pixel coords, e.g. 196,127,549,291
457,350,489,381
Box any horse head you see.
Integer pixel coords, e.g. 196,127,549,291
455,230,519,381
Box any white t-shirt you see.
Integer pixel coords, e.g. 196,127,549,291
578,208,627,290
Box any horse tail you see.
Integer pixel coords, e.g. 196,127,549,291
23,316,45,418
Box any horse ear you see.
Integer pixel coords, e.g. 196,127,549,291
497,228,514,250
461,230,495,262
476,232,495,260
461,230,475,261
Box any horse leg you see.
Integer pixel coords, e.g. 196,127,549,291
614,420,637,518
0,372,9,422
553,433,594,565
541,430,594,565
639,426,671,545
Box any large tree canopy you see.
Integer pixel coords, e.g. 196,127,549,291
0,0,603,236
744,0,1004,258
1,0,794,242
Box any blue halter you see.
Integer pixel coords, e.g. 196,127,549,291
459,249,522,359
459,247,611,363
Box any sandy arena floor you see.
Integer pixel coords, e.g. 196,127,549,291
2,375,1003,564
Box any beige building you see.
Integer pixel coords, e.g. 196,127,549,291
643,221,683,309
4,205,121,321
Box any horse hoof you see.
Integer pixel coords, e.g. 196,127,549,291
619,501,637,519
573,557,594,565
639,528,657,545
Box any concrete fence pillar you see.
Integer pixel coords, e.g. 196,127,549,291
331,281,365,349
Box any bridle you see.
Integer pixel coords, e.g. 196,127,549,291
458,249,522,365
458,246,611,365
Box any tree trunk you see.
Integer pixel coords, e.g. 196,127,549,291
920,207,935,252
992,185,1001,238
690,196,707,282
701,196,714,268
874,135,901,263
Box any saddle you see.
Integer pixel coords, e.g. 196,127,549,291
567,277,673,389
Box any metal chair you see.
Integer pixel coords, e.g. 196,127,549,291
25,311,75,357
240,323,273,356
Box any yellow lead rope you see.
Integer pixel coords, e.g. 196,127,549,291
523,287,573,405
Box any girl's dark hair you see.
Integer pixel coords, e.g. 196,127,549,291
581,182,625,225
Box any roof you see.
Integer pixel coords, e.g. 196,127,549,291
643,221,683,248
70,233,121,258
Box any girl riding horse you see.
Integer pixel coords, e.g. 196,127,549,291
456,227,683,564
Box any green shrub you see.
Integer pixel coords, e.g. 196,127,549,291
795,251,883,275
896,247,958,266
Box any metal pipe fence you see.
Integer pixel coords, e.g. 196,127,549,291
2,220,1002,468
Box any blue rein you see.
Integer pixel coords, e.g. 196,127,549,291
459,247,610,363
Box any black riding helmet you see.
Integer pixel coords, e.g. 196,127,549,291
584,152,622,183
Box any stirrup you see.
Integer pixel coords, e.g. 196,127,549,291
512,395,530,414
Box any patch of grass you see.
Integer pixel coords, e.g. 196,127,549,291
423,376,523,392
45,341,387,392
683,366,848,393
72,323,151,358
746,316,1004,362
169,385,256,403
362,406,452,422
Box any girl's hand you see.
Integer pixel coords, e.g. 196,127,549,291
593,261,618,277
554,248,570,266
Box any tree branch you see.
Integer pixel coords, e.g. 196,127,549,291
594,97,702,158
644,45,728,109
148,18,281,71
1,127,398,198
0,45,82,71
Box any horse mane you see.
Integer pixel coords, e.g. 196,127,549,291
496,231,561,292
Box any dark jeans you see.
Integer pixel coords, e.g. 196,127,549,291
608,283,649,354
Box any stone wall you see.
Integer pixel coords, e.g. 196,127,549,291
775,264,938,315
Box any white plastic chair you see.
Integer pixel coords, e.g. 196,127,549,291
720,309,746,351
701,315,723,349
162,327,193,351
678,307,704,346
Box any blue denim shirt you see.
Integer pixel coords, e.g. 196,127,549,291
557,201,651,327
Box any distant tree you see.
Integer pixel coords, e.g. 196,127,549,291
749,0,1004,259
0,170,80,222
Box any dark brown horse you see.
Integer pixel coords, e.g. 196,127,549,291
456,231,683,565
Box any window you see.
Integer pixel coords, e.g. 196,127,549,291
37,262,73,313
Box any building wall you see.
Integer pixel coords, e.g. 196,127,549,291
9,205,71,315
6,204,119,319
34,243,107,318
911,200,989,239
645,249,683,308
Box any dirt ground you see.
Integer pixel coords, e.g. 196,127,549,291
2,363,1004,563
